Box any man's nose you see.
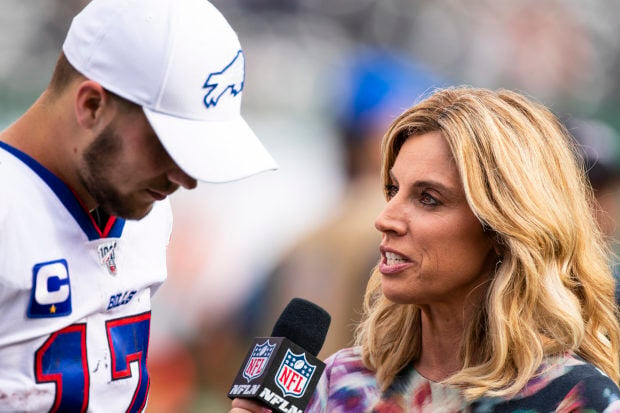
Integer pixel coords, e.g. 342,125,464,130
168,167,198,190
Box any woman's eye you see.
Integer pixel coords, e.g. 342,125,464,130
385,185,398,199
420,192,439,206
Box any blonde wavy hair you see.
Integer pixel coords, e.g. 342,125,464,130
355,86,620,400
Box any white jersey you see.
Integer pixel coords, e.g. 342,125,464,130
0,141,172,412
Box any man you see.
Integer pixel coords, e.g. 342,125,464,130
0,0,276,411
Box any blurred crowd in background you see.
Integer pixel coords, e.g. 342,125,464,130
2,0,620,411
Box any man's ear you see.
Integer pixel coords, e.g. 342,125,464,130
74,80,111,130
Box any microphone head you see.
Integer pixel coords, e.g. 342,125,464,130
270,298,331,356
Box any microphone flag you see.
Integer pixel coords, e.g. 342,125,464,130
228,337,325,412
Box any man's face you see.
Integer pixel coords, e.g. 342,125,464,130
78,109,196,219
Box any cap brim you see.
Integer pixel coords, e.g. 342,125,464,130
143,108,278,183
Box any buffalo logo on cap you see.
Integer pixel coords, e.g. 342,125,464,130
203,50,245,108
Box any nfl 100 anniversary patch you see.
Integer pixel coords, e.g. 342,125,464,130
97,240,118,275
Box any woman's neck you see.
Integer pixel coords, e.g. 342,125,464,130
415,310,464,381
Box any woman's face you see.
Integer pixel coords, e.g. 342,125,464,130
375,131,496,307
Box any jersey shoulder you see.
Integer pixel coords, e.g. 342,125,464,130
0,146,51,226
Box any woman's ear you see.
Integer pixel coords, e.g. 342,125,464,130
484,225,504,257
493,243,502,257
74,80,110,130
491,233,505,259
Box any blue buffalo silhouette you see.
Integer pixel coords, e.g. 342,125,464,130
203,50,245,108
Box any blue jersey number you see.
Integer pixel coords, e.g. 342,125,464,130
106,313,151,413
35,324,89,412
35,313,151,413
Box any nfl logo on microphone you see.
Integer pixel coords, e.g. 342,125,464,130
228,336,325,411
275,349,316,398
243,340,276,382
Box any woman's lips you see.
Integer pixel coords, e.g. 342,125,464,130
379,248,413,274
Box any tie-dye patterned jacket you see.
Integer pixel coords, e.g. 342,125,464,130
306,346,620,412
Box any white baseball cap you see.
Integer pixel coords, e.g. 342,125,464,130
62,0,278,183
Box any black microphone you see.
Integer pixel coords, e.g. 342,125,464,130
228,298,331,412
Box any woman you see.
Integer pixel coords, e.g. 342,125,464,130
231,87,620,412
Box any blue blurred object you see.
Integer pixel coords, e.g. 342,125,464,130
334,48,443,139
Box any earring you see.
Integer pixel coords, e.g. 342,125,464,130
495,255,503,271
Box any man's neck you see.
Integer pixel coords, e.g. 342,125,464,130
90,207,112,231
1,90,98,211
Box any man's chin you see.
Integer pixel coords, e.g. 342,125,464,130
101,202,154,221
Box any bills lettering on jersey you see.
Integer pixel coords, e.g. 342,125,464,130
243,340,276,382
28,259,72,318
107,289,137,310
98,240,118,275
274,349,316,398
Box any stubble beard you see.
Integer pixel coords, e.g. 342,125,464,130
79,124,153,220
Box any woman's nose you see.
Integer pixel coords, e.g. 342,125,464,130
374,199,407,235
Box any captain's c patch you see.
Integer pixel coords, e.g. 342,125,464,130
28,259,72,318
